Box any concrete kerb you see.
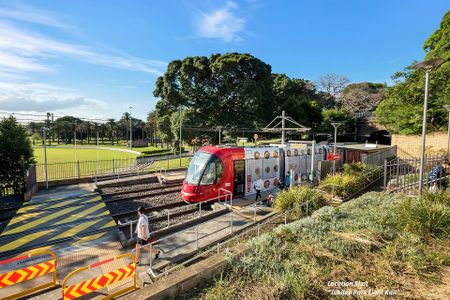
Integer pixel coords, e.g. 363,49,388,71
120,243,248,300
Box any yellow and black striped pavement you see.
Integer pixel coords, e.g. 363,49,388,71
0,185,116,255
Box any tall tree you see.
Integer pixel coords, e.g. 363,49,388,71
341,82,386,113
154,53,274,131
0,116,34,195
157,115,174,148
272,73,322,128
316,73,350,101
318,109,356,137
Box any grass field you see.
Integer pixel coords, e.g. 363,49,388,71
32,145,170,164
32,146,138,164
32,145,191,181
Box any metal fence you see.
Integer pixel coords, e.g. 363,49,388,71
35,154,192,182
383,154,447,194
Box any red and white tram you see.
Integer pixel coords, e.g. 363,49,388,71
181,144,328,203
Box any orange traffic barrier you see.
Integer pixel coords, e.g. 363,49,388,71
0,250,58,300
62,253,136,300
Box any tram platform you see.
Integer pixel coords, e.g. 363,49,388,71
0,183,116,257
135,198,275,284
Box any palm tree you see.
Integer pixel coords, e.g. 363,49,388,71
107,119,116,145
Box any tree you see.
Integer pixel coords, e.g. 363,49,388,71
272,74,323,129
318,109,356,138
316,73,350,101
375,11,450,134
0,116,34,195
154,53,274,132
341,82,386,113
157,114,174,148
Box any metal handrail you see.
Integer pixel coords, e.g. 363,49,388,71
143,207,295,279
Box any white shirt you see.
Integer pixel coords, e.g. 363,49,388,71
254,178,264,190
136,215,150,239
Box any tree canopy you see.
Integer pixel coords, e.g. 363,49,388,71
341,82,386,113
0,116,34,195
375,11,450,134
153,53,327,145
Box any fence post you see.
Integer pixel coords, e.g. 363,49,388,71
230,211,233,233
167,211,170,227
77,160,80,178
112,159,116,174
196,226,199,250
199,201,202,217
383,159,387,191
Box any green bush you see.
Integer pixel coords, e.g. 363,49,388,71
139,148,171,156
319,173,359,198
320,163,383,199
396,192,450,240
274,186,328,219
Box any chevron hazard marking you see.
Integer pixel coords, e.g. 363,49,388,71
0,260,55,288
63,264,135,300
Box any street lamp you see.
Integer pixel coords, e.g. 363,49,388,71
129,106,133,150
444,105,450,156
414,58,444,193
331,122,342,175
179,105,182,167
41,126,50,189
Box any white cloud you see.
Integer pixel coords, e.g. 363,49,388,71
0,2,75,29
0,15,166,76
197,1,246,42
0,82,107,112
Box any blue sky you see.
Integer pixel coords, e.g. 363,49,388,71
0,0,448,121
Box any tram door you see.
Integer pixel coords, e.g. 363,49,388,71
233,160,245,197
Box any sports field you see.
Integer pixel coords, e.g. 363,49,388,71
32,145,165,164
32,145,191,181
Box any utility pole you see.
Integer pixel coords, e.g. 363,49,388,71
129,106,133,150
331,122,342,175
217,126,223,144
445,105,450,156
179,106,182,166
281,110,285,144
42,127,49,189
414,59,444,193
263,110,310,145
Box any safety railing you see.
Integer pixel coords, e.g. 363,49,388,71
62,253,136,300
383,154,447,194
140,207,293,279
0,250,57,300
118,196,224,240
35,155,192,183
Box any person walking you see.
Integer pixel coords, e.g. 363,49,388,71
284,172,291,189
254,177,264,202
135,206,160,265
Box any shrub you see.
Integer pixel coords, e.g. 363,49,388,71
274,186,328,219
396,192,450,240
199,192,450,299
319,173,359,198
320,163,383,199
